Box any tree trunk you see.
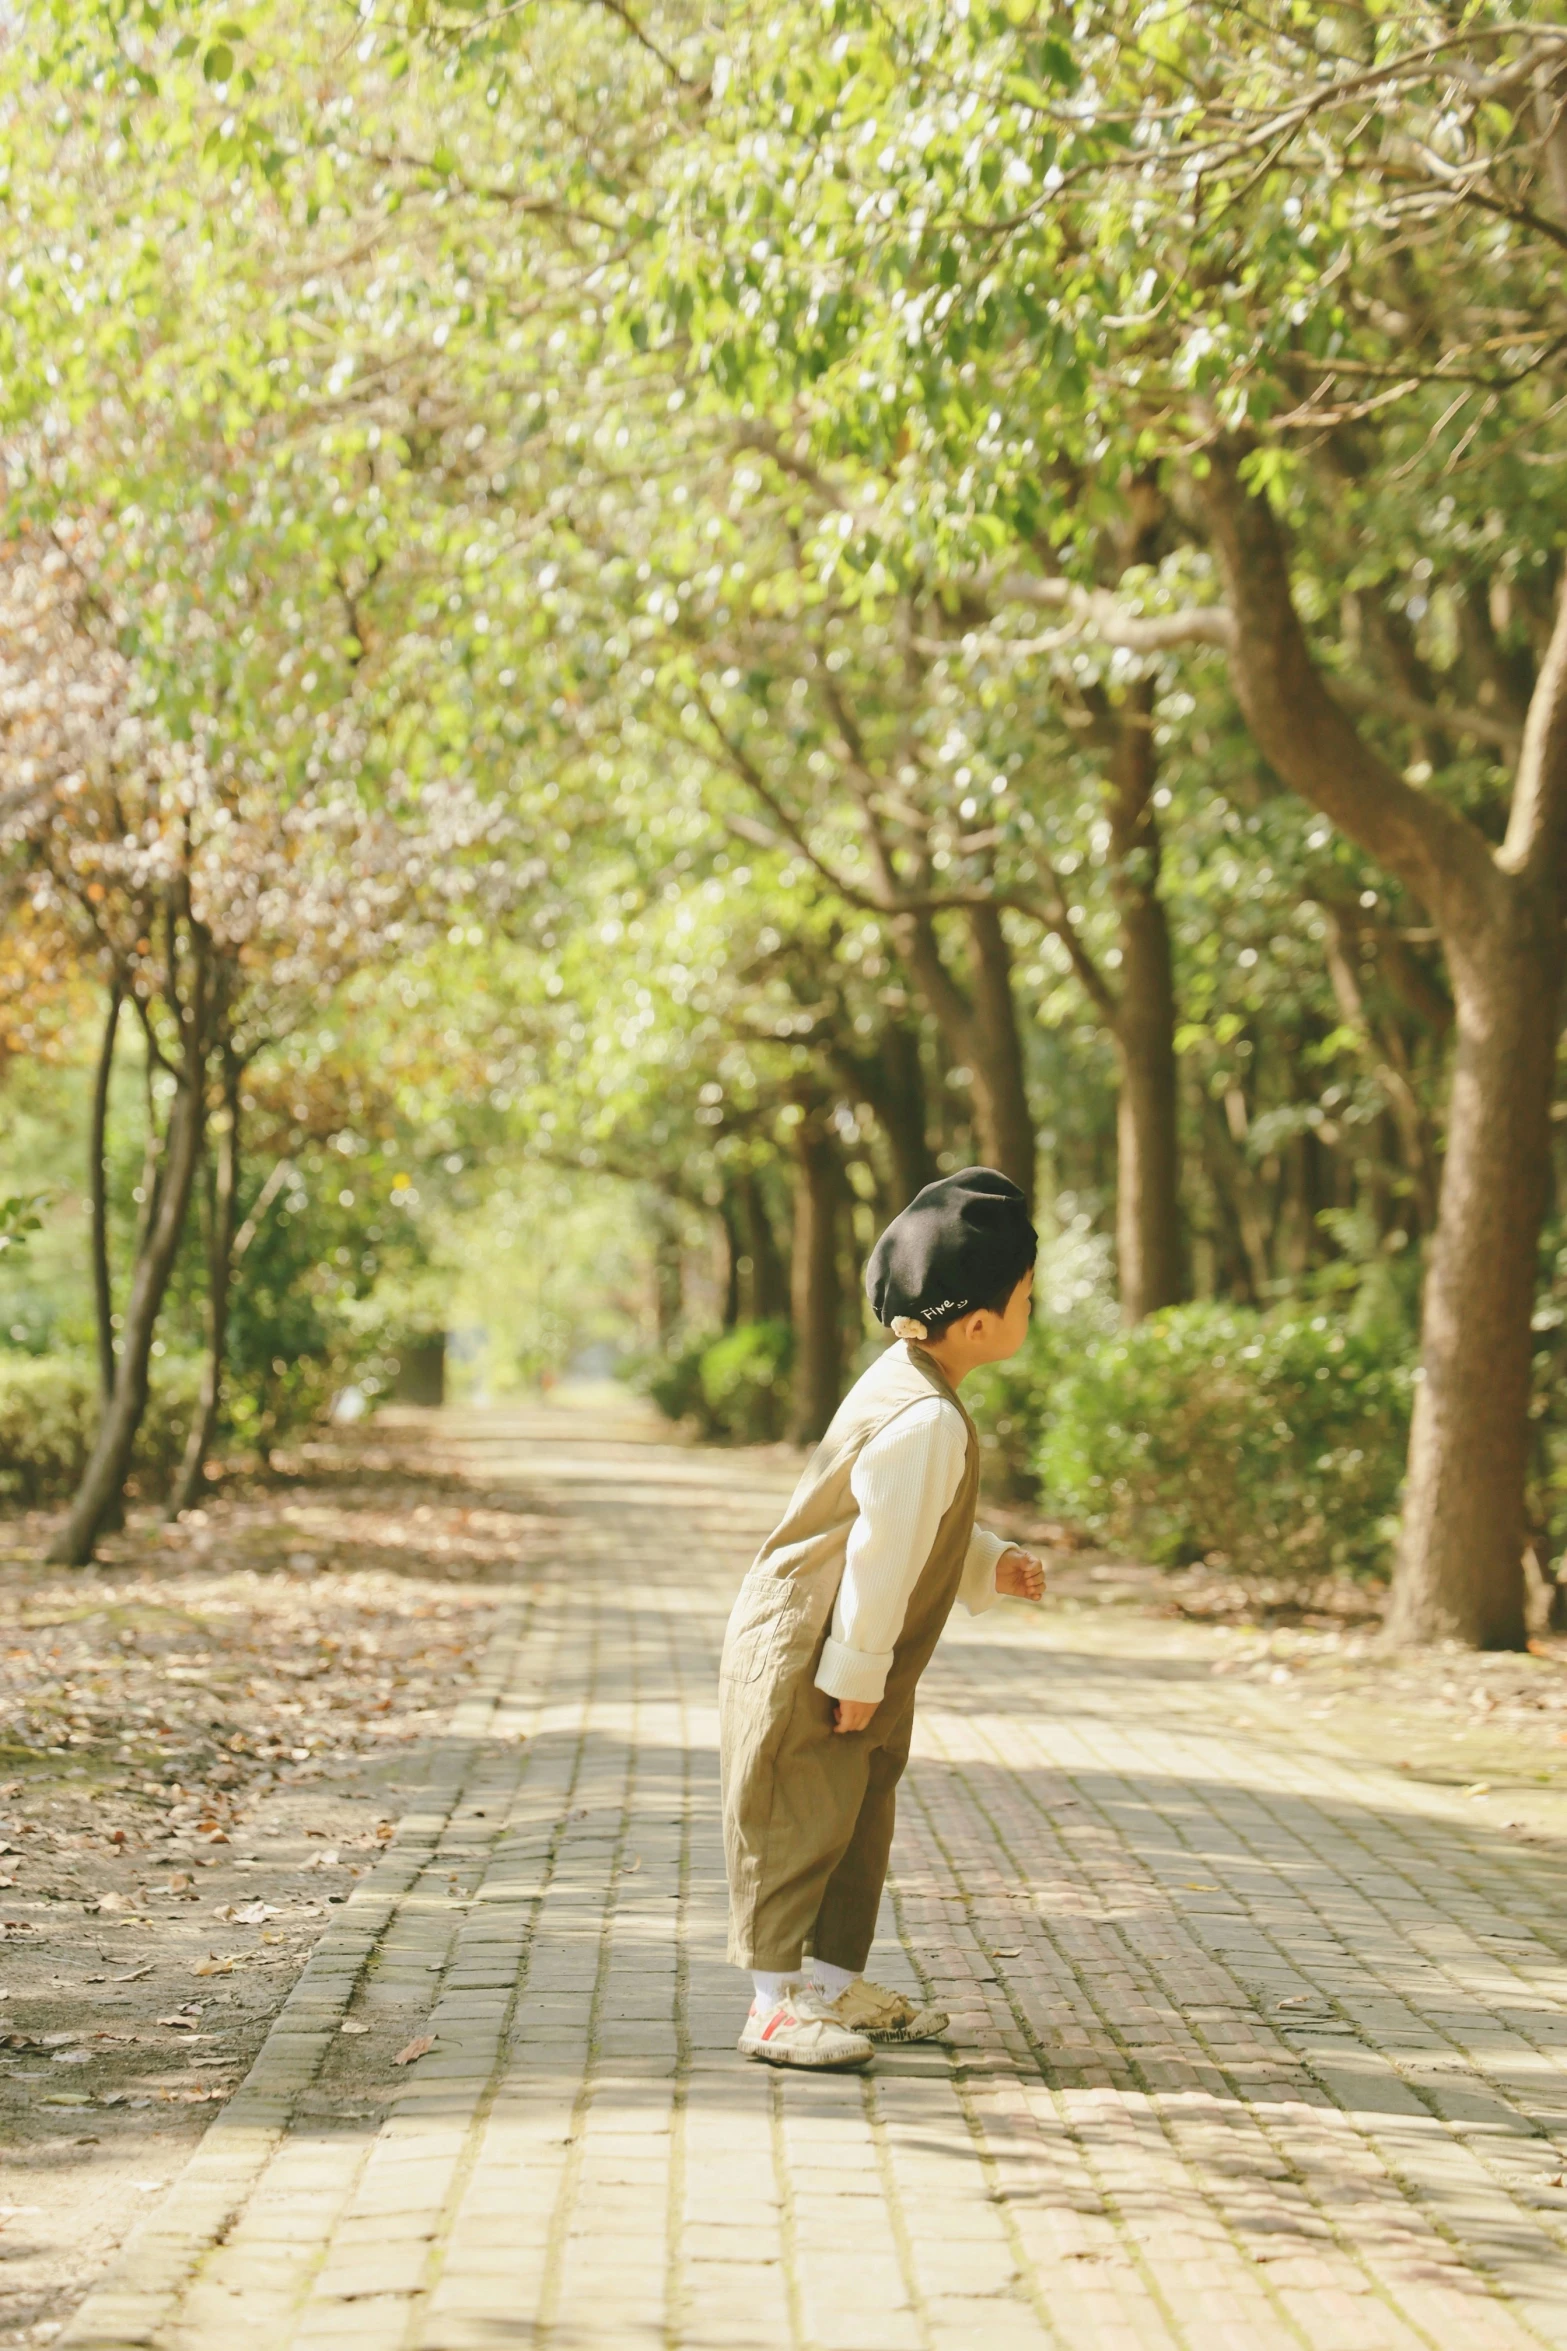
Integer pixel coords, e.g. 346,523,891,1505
169,1060,240,1519
835,1014,938,1211
742,1170,790,1319
899,910,1035,1202
718,1186,743,1332
789,1105,843,1443
964,904,1036,1200
875,1026,937,1208
1199,441,1567,1648
89,980,122,1404
1106,687,1183,1320
650,1194,683,1344
1386,900,1563,1647
48,1070,205,1565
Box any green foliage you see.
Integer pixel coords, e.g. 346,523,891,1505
698,1320,795,1442
0,1195,48,1256
645,1320,795,1443
1037,1306,1414,1581
0,1354,202,1506
642,1338,708,1433
967,1216,1118,1496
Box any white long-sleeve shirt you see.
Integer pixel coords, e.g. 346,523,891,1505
814,1395,1010,1705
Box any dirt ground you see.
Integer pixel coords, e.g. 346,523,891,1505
5,1409,1567,2344
0,1415,564,2348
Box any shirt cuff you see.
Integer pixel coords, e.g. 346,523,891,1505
815,1635,893,1704
958,1528,1010,1616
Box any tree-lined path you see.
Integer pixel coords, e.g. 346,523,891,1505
64,1410,1567,2351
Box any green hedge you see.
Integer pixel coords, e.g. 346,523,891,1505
644,1319,795,1442
0,1353,203,1507
1038,1304,1413,1579
966,1217,1119,1496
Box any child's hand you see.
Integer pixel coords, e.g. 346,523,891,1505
995,1545,1046,1602
832,1698,879,1734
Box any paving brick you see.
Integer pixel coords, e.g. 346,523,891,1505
60,1420,1567,2351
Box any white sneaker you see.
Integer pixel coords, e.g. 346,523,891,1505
737,1985,874,2069
821,1977,949,2043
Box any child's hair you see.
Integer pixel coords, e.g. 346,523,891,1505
890,1251,1034,1342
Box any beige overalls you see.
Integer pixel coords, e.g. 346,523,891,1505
718,1341,980,1972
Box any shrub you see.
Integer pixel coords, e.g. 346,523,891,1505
0,1353,204,1507
1036,1303,1413,1579
642,1338,709,1431
642,1320,795,1443
699,1320,794,1442
967,1215,1117,1497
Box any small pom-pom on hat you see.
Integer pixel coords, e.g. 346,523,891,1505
866,1166,1037,1334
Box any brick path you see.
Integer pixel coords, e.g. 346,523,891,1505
65,1410,1567,2350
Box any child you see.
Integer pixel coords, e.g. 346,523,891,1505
719,1166,1046,2069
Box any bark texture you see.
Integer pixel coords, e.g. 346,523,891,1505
1387,904,1563,1645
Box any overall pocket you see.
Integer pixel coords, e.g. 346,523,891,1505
720,1576,791,1682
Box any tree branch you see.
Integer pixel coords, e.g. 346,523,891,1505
996,574,1237,654
1502,562,1567,883
1196,441,1496,932
1329,675,1523,755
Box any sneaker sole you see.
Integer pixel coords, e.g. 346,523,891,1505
737,2034,873,2070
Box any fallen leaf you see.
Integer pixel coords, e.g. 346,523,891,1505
393,2035,434,2066
1276,1994,1316,2010
192,1955,236,1978
42,2092,93,2108
113,1965,153,1983
340,2019,369,2036
157,2012,202,2031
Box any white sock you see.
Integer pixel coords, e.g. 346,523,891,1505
810,1959,860,2000
751,1970,796,2008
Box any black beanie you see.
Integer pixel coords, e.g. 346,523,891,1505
865,1167,1037,1335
